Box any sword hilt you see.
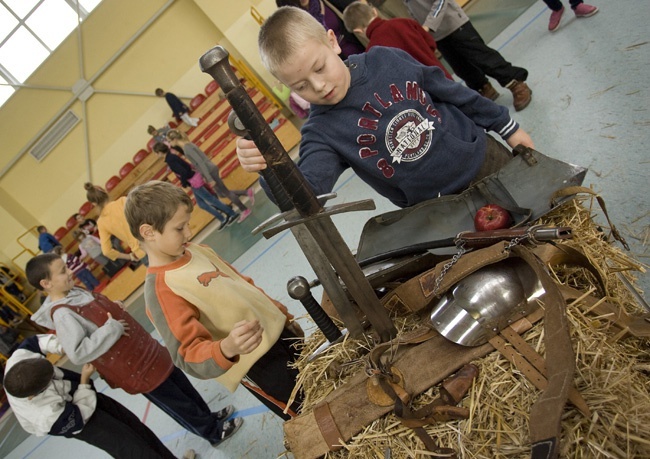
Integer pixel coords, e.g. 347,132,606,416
287,276,342,343
199,46,320,217
227,110,294,212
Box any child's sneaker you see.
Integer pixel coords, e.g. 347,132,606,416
215,404,235,421
225,212,239,226
548,6,564,31
212,418,243,447
574,3,598,17
238,209,252,223
246,188,255,206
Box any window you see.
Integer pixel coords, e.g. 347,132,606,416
0,0,102,107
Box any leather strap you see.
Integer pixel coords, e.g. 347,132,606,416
313,402,344,451
551,186,629,249
499,326,590,416
512,246,574,459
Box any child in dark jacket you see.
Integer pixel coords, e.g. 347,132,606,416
236,7,534,209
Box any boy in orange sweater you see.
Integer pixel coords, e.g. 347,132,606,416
124,181,304,420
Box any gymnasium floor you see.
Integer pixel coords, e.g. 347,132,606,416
1,0,648,457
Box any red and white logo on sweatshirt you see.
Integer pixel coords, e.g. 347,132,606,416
385,109,435,164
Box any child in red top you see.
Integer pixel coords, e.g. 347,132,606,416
342,2,452,79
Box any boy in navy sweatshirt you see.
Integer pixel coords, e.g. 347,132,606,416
236,7,534,209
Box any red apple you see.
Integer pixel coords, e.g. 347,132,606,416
474,204,512,231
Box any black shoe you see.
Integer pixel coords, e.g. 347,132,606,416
225,213,239,226
215,404,235,421
217,220,227,231
212,418,243,447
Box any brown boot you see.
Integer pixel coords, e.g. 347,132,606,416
506,80,532,111
478,82,499,101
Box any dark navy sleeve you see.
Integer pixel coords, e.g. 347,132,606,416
16,336,46,355
48,403,86,437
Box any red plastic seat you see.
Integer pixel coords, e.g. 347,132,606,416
205,80,219,96
65,215,77,230
105,175,121,193
168,121,178,129
133,148,150,164
119,162,135,178
146,137,158,152
53,227,68,241
78,201,94,216
190,94,206,112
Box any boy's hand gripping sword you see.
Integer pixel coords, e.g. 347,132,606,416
199,46,396,342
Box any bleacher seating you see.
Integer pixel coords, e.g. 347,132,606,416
190,94,207,112
78,201,94,216
105,176,121,193
65,215,77,230
133,149,150,165
53,227,68,241
205,80,219,96
146,137,157,152
119,162,135,179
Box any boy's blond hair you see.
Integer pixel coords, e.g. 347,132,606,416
259,7,331,77
342,2,375,33
125,181,193,241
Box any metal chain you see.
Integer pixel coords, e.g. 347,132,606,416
432,240,467,296
432,233,532,296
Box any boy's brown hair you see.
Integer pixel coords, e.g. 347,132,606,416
125,181,193,241
259,7,330,77
3,358,54,398
152,142,169,154
25,253,61,291
342,2,375,33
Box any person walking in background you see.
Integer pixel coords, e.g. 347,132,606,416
152,142,239,230
403,0,532,111
155,88,200,127
542,0,598,32
166,129,255,223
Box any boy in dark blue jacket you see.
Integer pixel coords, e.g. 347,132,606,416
236,7,534,209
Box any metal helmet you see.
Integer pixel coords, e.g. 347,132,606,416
429,258,544,346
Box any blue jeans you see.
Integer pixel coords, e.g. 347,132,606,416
192,186,236,223
76,268,99,291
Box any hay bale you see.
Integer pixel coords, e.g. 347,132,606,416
288,198,650,458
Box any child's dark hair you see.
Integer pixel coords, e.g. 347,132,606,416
3,358,54,398
125,181,194,241
152,142,170,154
37,225,46,233
26,253,61,291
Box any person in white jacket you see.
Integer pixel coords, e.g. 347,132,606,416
2,334,176,458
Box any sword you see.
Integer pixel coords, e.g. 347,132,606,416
199,46,396,342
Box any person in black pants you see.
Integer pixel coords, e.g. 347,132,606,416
403,0,532,111
2,335,178,458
